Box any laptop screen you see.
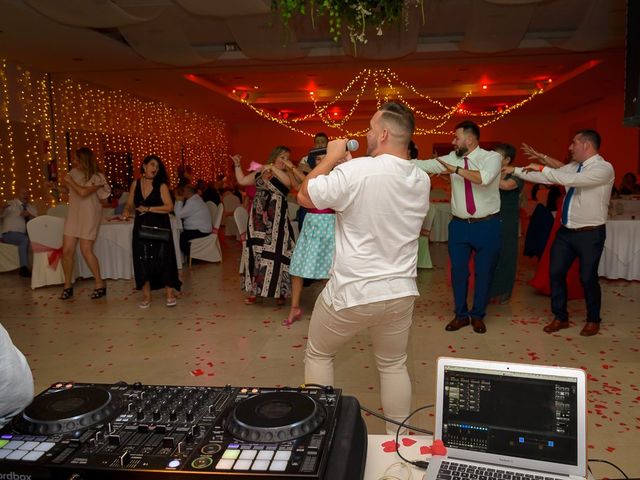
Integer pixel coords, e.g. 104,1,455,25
442,365,578,466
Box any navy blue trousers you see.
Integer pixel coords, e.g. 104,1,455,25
448,216,501,320
550,226,606,323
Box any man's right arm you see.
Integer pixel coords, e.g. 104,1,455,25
298,139,348,208
411,158,447,174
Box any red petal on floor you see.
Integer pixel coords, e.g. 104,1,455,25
402,438,416,447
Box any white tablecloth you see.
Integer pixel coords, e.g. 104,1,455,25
76,216,182,280
424,202,452,242
610,197,640,216
365,434,431,480
598,216,640,280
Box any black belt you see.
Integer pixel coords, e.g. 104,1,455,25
562,224,605,232
452,212,499,223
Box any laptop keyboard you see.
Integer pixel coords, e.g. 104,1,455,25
436,461,560,480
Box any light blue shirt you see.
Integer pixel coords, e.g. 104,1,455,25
174,194,212,233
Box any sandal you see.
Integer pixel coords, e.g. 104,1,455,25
90,287,107,299
244,296,257,305
59,287,74,300
166,298,177,307
282,307,303,326
138,300,151,309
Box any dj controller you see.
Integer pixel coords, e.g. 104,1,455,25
0,381,367,479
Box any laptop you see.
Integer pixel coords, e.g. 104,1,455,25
423,357,587,480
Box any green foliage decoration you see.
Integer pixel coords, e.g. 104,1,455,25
272,0,423,48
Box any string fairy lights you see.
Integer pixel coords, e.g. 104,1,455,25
236,67,545,138
0,60,230,204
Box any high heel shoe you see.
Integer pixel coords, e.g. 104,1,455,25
59,287,74,300
90,287,107,299
244,296,257,305
282,307,303,326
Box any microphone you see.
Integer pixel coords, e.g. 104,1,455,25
346,139,359,151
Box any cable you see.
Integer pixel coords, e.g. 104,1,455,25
395,405,435,470
300,383,434,435
588,459,629,479
379,461,413,480
359,404,434,436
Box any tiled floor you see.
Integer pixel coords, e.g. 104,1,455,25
1,239,638,478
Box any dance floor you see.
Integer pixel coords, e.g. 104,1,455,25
1,239,639,478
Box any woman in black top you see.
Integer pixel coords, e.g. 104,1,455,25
123,155,181,308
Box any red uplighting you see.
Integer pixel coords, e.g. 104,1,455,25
309,91,315,96
482,84,488,90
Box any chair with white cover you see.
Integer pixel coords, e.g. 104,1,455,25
189,202,224,266
27,215,69,289
47,204,69,218
234,206,249,274
222,194,241,237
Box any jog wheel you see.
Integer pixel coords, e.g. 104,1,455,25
14,385,121,435
225,391,326,443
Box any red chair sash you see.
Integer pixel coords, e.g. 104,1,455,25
31,242,63,270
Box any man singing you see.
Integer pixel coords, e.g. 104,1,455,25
298,102,430,434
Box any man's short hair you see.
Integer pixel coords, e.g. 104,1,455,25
576,129,601,150
379,102,415,144
495,143,516,163
455,120,480,140
314,132,328,141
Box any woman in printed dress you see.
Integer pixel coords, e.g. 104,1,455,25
232,146,295,305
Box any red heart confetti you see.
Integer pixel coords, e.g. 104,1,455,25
402,438,417,447
381,440,399,453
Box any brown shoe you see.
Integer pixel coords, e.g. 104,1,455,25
471,318,487,334
579,322,600,337
445,316,470,331
543,319,570,333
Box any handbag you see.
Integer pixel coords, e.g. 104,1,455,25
138,224,171,242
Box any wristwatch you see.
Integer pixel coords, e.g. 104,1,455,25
455,166,460,175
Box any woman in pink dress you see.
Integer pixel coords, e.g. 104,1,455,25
59,147,111,300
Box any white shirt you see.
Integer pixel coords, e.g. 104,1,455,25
0,323,34,428
513,154,614,229
307,154,431,311
412,147,502,218
1,199,38,234
174,194,212,233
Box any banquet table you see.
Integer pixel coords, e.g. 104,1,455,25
610,197,640,216
425,201,452,242
598,215,640,280
76,216,183,280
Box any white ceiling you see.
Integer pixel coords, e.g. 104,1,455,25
0,0,628,123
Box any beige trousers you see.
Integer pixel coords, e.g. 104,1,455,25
304,294,415,434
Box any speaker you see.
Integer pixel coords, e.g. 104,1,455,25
624,0,640,126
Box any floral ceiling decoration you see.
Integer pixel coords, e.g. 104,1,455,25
272,0,424,49
236,67,545,138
